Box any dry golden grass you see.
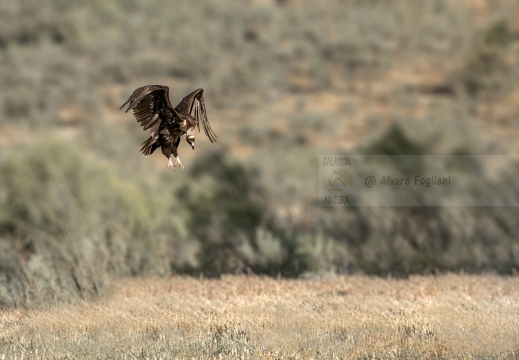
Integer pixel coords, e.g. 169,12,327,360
1,275,518,359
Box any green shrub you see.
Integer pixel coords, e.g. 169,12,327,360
454,19,515,97
176,151,265,275
0,139,168,306
314,124,519,276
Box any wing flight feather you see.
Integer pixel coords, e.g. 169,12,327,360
175,88,217,143
119,85,174,137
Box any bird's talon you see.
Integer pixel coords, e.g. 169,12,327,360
168,158,176,170
175,157,185,169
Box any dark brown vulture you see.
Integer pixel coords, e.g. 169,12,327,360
120,85,217,170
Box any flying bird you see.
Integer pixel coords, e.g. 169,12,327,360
120,85,217,170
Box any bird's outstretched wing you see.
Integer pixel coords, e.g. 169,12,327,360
175,88,217,143
119,85,174,138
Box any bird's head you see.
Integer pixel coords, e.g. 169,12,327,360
186,134,195,150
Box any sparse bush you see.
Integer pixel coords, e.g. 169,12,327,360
315,125,519,275
0,139,173,306
2,128,519,307
176,150,265,275
454,18,516,97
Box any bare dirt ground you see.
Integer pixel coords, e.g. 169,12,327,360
1,275,518,358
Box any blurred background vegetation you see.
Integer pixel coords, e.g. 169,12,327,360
1,0,519,306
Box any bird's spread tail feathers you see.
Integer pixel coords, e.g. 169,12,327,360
140,137,157,156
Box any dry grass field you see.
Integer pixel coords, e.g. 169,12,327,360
1,275,518,359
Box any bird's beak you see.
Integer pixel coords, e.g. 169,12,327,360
191,144,195,150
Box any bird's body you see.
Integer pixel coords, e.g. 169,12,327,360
120,85,216,170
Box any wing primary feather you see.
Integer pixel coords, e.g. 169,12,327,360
119,99,131,111
180,90,217,143
149,121,160,136
120,85,176,139
134,108,150,118
140,115,153,127
198,96,217,143
143,114,159,130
